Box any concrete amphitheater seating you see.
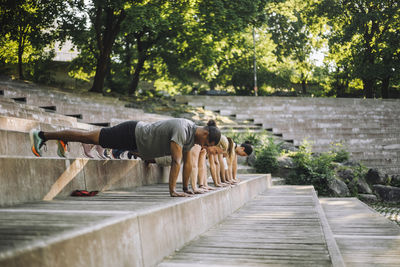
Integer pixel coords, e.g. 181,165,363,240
175,95,400,176
0,81,272,266
1,81,399,266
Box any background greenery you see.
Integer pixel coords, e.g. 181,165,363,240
1,0,399,98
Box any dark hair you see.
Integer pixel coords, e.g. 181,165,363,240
207,120,217,127
204,120,221,145
240,142,253,156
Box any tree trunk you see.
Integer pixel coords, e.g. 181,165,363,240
301,79,307,95
17,35,24,79
17,47,23,80
381,76,390,99
363,78,375,98
90,52,110,93
90,7,126,93
130,54,147,95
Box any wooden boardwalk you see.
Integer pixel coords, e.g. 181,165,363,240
159,186,334,267
320,198,400,267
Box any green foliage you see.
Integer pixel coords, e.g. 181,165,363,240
1,0,399,98
330,143,350,163
254,138,280,173
287,141,336,196
25,50,56,84
0,0,84,79
315,0,400,98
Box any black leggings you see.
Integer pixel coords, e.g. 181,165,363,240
99,121,138,150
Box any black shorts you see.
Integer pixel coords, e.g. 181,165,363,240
99,121,138,150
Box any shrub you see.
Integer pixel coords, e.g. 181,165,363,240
254,138,279,173
330,143,350,163
287,142,336,196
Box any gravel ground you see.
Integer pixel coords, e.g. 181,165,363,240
369,203,400,226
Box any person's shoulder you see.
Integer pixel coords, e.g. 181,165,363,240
136,121,148,129
170,118,195,126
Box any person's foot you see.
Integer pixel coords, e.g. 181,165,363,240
193,189,205,194
29,129,46,157
57,140,68,158
206,185,216,190
94,145,106,159
199,185,210,192
82,143,95,158
170,191,193,197
183,188,195,195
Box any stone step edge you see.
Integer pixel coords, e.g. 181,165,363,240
313,192,345,267
0,157,167,207
0,173,271,267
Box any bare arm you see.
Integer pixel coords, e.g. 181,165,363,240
232,153,238,180
169,141,190,197
208,154,220,186
182,149,194,194
218,153,226,183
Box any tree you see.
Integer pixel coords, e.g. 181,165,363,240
0,0,75,79
88,0,128,93
318,0,400,98
265,0,324,95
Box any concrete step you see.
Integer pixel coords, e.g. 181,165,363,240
219,124,262,130
272,125,399,135
0,101,79,127
358,158,400,166
0,95,16,104
279,127,400,135
221,128,267,134
2,94,171,124
219,107,400,118
248,111,400,120
0,83,172,124
200,103,399,114
0,129,85,157
159,185,344,267
0,173,271,267
176,95,400,106
0,82,126,107
0,116,100,157
291,138,400,147
283,132,400,141
262,121,399,131
0,156,167,207
0,115,97,132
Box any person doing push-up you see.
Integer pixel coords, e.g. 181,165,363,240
29,118,221,197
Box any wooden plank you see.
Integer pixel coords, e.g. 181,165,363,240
320,198,400,266
159,186,333,266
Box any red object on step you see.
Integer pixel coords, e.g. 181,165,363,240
71,190,99,197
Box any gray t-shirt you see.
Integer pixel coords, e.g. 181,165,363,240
135,118,197,159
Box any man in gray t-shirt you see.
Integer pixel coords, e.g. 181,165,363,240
30,118,221,197
135,119,197,160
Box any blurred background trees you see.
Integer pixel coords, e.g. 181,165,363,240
0,0,399,98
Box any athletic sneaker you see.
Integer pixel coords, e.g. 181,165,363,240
103,148,113,159
29,129,46,157
94,145,107,159
82,143,95,158
112,149,124,159
57,140,68,158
